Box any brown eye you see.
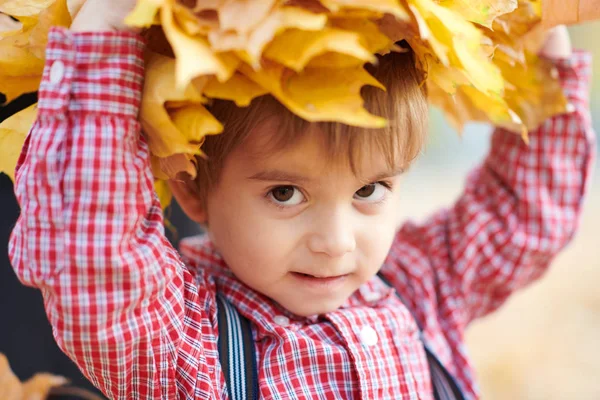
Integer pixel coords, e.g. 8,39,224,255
269,186,305,206
353,182,388,203
272,186,295,202
355,184,376,198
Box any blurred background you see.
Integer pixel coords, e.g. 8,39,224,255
1,22,599,400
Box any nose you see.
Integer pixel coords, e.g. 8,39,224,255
307,209,356,257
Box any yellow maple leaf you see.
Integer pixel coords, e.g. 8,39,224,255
330,17,399,55
241,62,387,127
497,52,568,132
304,17,402,69
28,0,70,59
428,80,522,136
218,0,277,35
0,0,56,17
160,1,237,89
124,0,163,27
320,0,410,21
264,27,376,72
203,72,268,106
175,4,220,36
0,0,71,103
425,42,530,136
484,27,526,66
169,103,223,147
208,5,327,69
437,0,518,28
0,104,37,181
427,80,473,133
0,0,577,209
154,178,173,210
410,0,504,95
140,52,223,178
492,0,540,37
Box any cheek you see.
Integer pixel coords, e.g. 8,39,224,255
207,196,301,276
358,207,399,269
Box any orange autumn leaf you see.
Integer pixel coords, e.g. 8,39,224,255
542,0,600,28
0,353,69,400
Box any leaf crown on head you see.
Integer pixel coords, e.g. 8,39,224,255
0,0,568,208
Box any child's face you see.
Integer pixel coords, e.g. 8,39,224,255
204,123,404,317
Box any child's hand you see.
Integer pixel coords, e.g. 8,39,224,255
70,0,139,33
539,25,572,60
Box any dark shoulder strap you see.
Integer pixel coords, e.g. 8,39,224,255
216,275,465,400
216,293,259,400
47,385,106,400
376,271,466,400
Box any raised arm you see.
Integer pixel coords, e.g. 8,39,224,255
8,28,219,398
434,49,594,324
384,46,595,331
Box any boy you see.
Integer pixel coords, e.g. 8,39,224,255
8,0,596,399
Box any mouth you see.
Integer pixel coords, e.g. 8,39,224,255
292,272,349,279
290,272,350,290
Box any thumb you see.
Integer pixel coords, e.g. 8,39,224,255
538,25,572,60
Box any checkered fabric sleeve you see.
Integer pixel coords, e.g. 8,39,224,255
8,28,222,398
382,50,595,393
386,50,595,342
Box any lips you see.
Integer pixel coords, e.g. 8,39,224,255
290,272,350,292
292,272,348,279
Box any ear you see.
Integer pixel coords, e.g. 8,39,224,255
167,176,207,224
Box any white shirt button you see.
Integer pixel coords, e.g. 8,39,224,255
274,315,290,327
49,60,65,85
360,326,378,346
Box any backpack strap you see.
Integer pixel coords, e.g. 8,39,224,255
216,293,259,400
377,272,466,400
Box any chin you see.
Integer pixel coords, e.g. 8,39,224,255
285,297,347,317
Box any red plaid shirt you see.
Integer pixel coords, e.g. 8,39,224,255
8,28,596,400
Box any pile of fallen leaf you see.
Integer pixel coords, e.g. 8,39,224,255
0,0,588,207
0,352,66,399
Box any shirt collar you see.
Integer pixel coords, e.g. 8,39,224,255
179,234,395,335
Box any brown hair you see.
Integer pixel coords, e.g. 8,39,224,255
191,47,428,202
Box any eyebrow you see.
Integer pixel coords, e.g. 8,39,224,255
248,166,405,184
248,170,313,183
365,166,406,183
